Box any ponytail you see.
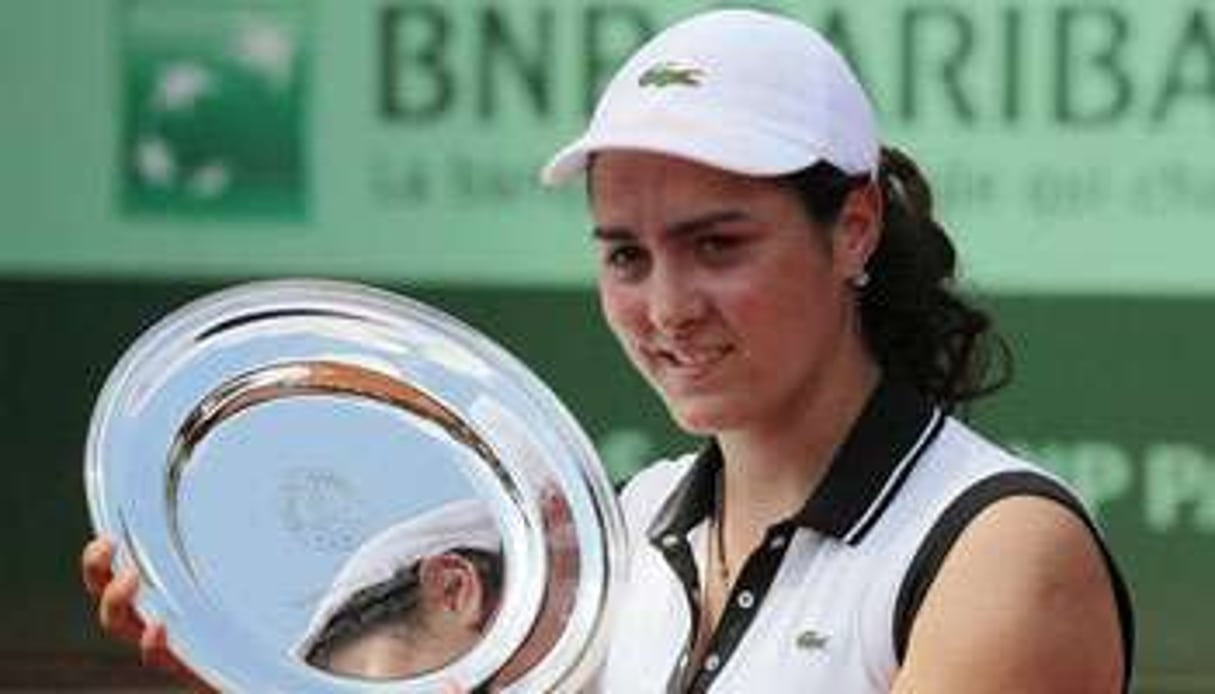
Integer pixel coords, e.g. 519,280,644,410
779,146,1012,410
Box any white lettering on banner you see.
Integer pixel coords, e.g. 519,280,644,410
1144,443,1215,533
1013,439,1215,535
1021,440,1135,513
603,436,1215,533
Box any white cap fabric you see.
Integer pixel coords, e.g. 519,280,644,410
541,9,879,185
296,499,500,656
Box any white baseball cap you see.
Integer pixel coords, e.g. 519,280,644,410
540,9,879,186
296,499,500,656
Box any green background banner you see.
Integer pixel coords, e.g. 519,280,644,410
2,0,1214,291
1,0,1213,690
3,280,1212,691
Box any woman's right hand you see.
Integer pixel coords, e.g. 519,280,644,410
80,537,215,691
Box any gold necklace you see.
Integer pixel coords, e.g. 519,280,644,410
714,470,731,588
715,516,731,588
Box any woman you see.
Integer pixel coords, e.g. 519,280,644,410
298,499,503,679
83,8,1133,692
543,8,1132,693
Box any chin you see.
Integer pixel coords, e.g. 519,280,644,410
665,396,749,435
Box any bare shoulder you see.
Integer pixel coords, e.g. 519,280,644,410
893,495,1125,694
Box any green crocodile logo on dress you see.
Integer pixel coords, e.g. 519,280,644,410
796,629,830,652
638,62,705,88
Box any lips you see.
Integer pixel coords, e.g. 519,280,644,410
647,342,734,381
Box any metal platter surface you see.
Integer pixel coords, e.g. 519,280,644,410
85,279,624,692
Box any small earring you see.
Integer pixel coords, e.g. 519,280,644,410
851,270,870,289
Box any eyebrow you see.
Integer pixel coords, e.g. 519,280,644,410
591,209,750,241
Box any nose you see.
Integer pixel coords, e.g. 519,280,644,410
648,263,706,335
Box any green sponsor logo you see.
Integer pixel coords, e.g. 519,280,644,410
638,61,704,88
120,1,309,219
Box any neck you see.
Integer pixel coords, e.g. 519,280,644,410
717,351,880,531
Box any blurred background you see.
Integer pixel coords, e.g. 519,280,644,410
2,0,1212,690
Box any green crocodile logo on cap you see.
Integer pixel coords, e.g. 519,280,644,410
638,61,704,88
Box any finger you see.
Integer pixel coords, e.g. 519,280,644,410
81,537,115,597
140,624,185,681
141,623,217,693
140,622,186,675
98,567,144,642
139,621,168,667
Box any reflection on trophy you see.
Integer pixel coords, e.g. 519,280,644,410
298,499,503,680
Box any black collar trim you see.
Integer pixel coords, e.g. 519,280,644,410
647,378,942,547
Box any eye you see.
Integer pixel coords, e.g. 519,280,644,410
695,234,742,262
601,243,649,281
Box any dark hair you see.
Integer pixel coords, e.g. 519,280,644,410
779,146,1012,410
304,548,504,668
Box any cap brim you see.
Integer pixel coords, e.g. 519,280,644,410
539,113,822,187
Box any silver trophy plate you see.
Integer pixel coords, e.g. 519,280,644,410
85,280,625,692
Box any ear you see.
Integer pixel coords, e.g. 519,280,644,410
832,181,882,280
417,553,486,630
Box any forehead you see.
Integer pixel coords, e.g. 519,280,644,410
589,150,784,216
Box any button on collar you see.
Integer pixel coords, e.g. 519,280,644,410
736,590,755,609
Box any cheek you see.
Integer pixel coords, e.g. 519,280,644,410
727,268,844,348
597,282,642,340
714,274,792,327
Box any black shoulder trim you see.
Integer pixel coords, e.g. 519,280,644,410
892,471,1135,689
